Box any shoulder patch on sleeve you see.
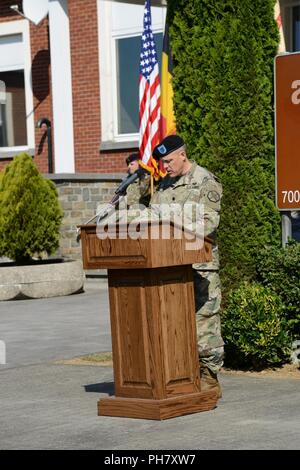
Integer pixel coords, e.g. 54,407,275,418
207,190,221,203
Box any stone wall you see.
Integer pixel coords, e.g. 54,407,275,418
49,173,125,260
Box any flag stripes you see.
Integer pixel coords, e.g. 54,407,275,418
139,0,161,177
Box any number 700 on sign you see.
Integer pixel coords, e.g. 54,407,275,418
281,190,300,204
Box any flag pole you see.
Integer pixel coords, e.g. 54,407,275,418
150,173,154,196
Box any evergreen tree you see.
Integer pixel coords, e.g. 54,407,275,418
168,0,281,294
0,154,63,263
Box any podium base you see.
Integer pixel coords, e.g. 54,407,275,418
98,391,218,420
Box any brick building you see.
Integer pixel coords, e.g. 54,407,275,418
0,0,166,257
0,0,166,175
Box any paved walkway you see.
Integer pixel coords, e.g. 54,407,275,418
0,279,300,450
0,278,111,369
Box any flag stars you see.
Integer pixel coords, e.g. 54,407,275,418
140,1,161,167
139,1,158,80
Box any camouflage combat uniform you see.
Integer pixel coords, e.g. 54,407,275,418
126,174,152,208
150,161,224,374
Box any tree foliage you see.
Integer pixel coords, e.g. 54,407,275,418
168,0,281,293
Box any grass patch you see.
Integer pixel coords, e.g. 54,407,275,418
221,363,300,379
79,352,113,363
55,351,113,366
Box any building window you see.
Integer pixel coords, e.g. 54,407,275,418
116,32,163,134
0,70,27,147
281,0,300,51
98,0,166,145
0,21,34,158
292,5,300,50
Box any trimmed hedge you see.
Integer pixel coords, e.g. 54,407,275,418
256,241,300,339
222,282,291,369
168,0,281,295
0,153,63,263
167,0,292,368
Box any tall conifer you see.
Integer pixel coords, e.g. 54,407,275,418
168,0,281,293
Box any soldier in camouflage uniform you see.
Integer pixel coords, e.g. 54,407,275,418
125,153,151,208
151,135,224,398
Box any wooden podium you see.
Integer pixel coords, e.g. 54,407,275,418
79,222,218,420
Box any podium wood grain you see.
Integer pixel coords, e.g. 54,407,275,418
79,223,218,419
80,222,212,269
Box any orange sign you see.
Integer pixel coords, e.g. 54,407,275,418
275,53,300,210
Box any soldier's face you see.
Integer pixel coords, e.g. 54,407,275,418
128,160,139,174
161,149,187,177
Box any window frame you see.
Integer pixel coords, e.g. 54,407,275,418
97,0,166,147
281,0,300,51
111,31,142,141
0,20,34,159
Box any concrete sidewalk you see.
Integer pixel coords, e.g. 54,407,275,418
0,279,300,450
0,278,111,369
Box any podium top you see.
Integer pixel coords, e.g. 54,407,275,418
79,221,212,270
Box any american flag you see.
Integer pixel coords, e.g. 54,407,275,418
139,0,161,174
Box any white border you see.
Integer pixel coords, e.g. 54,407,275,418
0,20,35,156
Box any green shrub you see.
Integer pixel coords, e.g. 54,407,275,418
256,241,300,339
0,153,63,263
223,282,291,369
